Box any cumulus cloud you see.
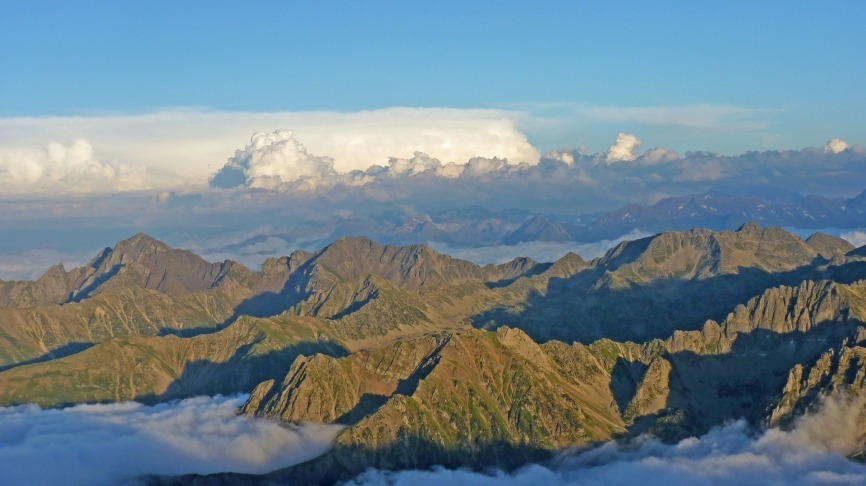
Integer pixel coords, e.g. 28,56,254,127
210,129,536,191
347,394,866,486
545,149,575,166
0,109,540,189
385,152,467,179
606,133,642,163
0,139,147,194
211,129,339,190
825,138,850,154
0,395,341,486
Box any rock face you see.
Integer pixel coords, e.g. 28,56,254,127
242,270,866,483
246,327,625,484
769,335,866,425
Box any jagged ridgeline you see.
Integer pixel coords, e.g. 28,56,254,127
2,224,866,483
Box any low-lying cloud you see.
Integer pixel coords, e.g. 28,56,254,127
347,394,866,486
428,229,651,266
0,395,341,486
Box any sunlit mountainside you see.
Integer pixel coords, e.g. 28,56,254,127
2,224,866,484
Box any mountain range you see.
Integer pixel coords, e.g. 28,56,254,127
1,224,866,484
201,189,866,262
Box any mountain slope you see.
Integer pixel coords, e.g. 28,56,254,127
231,277,866,483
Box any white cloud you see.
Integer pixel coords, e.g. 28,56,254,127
607,133,642,163
545,150,575,166
464,156,512,176
0,139,147,194
346,394,866,486
0,395,341,486
0,109,540,190
0,249,95,280
211,129,338,190
840,230,866,248
638,147,679,165
387,152,447,177
825,138,850,154
428,229,651,265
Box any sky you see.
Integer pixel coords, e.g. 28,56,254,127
1,1,864,154
1,1,865,277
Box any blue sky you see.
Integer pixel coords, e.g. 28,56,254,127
1,1,864,154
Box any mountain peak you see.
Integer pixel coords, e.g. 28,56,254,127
117,233,172,254
805,232,855,259
736,221,762,234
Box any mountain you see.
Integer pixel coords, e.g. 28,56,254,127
580,189,866,240
227,278,866,484
0,234,311,369
200,190,866,256
0,233,239,308
3,226,866,484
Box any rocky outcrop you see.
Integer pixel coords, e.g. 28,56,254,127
769,332,866,425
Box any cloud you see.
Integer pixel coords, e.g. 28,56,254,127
0,395,341,486
346,394,866,486
0,139,147,194
573,103,776,130
0,249,95,280
513,102,780,155
1,135,865,273
544,149,574,166
841,230,866,248
427,229,651,265
825,138,850,154
606,133,642,163
210,128,537,191
637,147,679,165
211,129,339,190
0,108,540,190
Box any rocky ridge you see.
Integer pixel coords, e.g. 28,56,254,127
1,225,866,483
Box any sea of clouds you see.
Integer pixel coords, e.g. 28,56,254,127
2,392,863,485
0,395,342,485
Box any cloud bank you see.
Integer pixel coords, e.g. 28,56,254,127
348,394,866,486
0,139,147,194
0,108,539,191
428,229,651,266
210,129,530,191
0,395,341,486
205,130,866,214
